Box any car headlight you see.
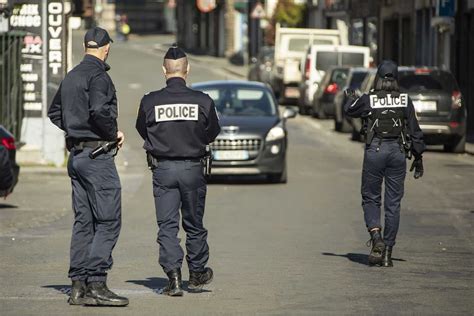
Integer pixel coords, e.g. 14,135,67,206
265,126,285,142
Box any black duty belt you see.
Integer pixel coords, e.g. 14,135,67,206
155,157,202,162
67,139,108,151
374,136,400,142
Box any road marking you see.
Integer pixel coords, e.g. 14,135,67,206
128,83,142,90
307,119,322,130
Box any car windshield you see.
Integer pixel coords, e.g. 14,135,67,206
398,70,457,92
199,86,277,117
316,52,366,72
330,69,349,86
349,72,368,89
287,38,335,53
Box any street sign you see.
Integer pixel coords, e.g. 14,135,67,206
196,0,216,13
251,2,266,19
10,1,44,113
437,0,455,17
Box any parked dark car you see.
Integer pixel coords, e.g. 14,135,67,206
312,67,349,119
333,67,371,132
0,125,20,197
349,67,466,152
248,46,275,87
191,80,296,183
398,67,466,152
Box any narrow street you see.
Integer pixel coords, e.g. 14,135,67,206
1,36,473,315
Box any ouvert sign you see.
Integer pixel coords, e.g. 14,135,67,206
9,0,67,166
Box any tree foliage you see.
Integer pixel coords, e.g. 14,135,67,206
273,0,305,27
265,0,306,45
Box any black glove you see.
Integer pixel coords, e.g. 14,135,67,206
344,89,357,99
410,158,424,179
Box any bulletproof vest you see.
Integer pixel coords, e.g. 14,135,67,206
367,93,408,140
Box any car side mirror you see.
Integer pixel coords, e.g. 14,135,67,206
283,107,297,119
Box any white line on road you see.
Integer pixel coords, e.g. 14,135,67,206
306,119,322,130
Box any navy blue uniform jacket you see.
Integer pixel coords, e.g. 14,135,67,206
48,55,118,141
344,93,426,158
136,77,220,158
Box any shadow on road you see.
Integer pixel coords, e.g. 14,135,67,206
0,203,18,209
208,175,277,185
321,252,406,266
42,285,70,295
127,277,212,293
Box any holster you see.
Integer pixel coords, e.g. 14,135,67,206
202,146,212,177
147,152,159,170
401,134,412,160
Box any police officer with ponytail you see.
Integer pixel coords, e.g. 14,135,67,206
344,60,425,267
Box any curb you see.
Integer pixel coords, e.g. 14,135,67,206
222,67,246,79
465,143,474,155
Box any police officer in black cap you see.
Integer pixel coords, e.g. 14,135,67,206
344,60,425,267
136,44,220,296
48,27,128,306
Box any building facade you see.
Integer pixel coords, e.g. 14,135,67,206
176,0,226,56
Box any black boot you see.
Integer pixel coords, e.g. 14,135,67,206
367,229,385,266
188,267,213,292
382,246,393,267
163,269,183,297
83,281,129,306
68,280,86,305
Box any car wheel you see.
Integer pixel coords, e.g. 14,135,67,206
351,128,362,142
317,104,327,119
268,161,287,184
444,134,466,153
340,118,352,133
335,119,342,132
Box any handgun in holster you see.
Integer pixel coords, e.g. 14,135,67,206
202,145,212,177
400,132,413,160
146,152,159,170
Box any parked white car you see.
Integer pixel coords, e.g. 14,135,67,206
298,44,370,115
272,24,343,103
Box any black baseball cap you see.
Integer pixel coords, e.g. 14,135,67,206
377,60,398,80
164,43,187,60
84,27,113,49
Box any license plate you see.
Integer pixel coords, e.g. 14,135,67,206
213,150,249,161
413,100,437,112
285,87,300,98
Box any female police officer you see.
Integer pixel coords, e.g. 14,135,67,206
344,60,425,267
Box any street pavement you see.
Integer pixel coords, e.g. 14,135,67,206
0,35,473,315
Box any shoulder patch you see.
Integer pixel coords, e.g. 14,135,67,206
369,93,408,109
155,104,199,122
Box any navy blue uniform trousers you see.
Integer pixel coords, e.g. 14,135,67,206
67,148,122,282
362,139,406,247
152,160,209,273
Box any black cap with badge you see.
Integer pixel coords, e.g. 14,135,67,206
84,27,113,49
164,43,187,60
